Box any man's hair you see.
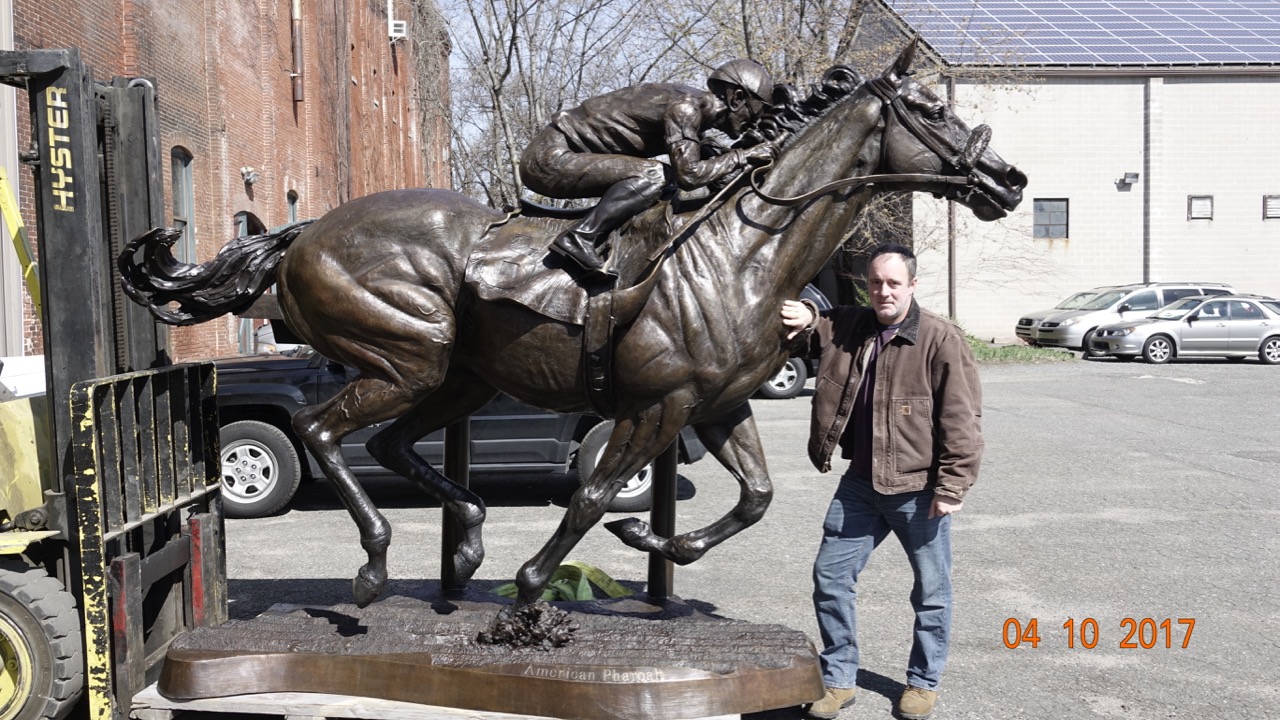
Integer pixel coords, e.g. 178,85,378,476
868,243,917,279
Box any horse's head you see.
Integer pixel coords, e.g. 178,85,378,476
870,40,1026,221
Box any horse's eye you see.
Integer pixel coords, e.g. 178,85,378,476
927,107,946,122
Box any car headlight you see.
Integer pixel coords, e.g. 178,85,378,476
1060,317,1080,327
1115,327,1134,336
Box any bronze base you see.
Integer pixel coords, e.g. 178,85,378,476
159,595,822,720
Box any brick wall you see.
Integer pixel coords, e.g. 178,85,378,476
11,0,449,359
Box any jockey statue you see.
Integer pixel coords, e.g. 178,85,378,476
520,59,779,279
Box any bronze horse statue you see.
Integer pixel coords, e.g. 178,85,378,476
120,42,1024,613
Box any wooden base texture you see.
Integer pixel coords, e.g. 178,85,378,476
157,595,823,720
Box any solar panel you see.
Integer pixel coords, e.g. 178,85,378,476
884,0,1280,66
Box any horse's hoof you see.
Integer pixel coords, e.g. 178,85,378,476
453,543,485,584
352,566,386,608
604,517,659,552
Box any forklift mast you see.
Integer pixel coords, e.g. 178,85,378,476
0,48,224,720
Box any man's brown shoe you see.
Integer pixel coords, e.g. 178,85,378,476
807,687,856,719
897,686,938,719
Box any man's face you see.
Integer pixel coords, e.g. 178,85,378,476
867,253,917,325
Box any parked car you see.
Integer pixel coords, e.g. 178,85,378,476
1090,294,1280,364
1034,282,1235,357
254,320,303,355
1014,287,1113,345
215,348,706,518
756,283,833,399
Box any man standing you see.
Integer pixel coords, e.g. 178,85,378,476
780,243,983,720
521,59,777,279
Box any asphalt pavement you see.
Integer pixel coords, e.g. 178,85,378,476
222,357,1280,720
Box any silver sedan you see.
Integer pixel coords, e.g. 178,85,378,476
1091,295,1280,364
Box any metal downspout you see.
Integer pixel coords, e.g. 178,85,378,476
946,76,957,319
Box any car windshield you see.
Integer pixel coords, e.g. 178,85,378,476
1056,291,1097,310
1078,290,1128,311
1150,297,1205,320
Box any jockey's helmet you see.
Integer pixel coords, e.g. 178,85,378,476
709,59,773,103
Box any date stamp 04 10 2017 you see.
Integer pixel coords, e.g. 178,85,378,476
1002,618,1196,650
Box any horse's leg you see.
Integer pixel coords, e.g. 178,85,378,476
514,402,689,605
605,402,773,564
365,368,498,585
292,377,427,607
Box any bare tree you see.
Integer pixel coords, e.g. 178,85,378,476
435,0,705,208
430,0,1034,301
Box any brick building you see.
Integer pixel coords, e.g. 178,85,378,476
0,0,450,359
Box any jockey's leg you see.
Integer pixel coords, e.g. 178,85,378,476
551,167,665,274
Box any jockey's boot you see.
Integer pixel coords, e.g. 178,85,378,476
550,228,610,277
549,176,663,280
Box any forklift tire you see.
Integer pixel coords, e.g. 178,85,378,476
0,568,84,720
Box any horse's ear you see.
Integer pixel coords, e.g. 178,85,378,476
887,37,919,80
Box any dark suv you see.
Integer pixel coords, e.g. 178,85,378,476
215,348,705,518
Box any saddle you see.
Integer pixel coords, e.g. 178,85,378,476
465,206,676,324
463,203,680,415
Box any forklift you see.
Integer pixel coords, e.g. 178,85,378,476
0,49,224,720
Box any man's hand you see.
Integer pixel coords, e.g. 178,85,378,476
781,299,814,339
929,496,964,519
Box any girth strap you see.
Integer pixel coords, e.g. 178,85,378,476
583,288,617,416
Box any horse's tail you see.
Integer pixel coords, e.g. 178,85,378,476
117,220,314,326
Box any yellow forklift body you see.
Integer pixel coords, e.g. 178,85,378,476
0,395,54,525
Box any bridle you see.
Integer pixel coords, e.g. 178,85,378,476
749,76,989,206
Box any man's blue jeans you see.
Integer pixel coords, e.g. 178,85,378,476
812,469,953,691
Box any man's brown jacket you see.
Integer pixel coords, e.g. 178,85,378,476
797,299,983,498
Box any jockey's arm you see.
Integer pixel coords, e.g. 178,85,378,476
664,100,753,190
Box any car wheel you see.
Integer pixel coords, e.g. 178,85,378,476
219,420,302,519
1260,336,1280,365
758,357,807,399
1081,330,1106,359
1141,336,1174,364
577,421,654,512
0,568,84,720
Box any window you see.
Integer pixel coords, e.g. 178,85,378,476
287,191,299,223
1033,199,1068,238
1229,301,1264,320
233,211,266,238
1187,195,1213,220
1161,288,1201,304
1265,196,1280,220
170,147,195,262
1124,290,1159,312
1195,301,1227,319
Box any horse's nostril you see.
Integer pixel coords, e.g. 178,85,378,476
1006,167,1028,190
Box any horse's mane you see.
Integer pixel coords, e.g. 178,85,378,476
737,65,866,151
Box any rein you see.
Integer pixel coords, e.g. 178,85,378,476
749,166,971,206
